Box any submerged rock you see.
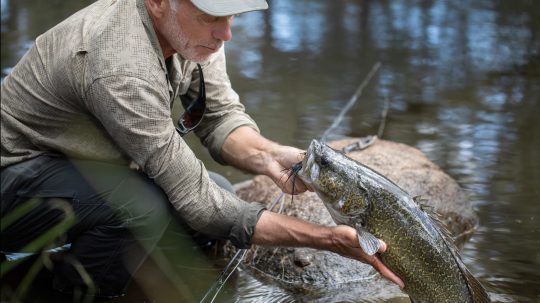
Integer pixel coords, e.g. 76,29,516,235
224,138,477,300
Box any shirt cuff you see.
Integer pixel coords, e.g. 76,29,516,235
228,202,266,248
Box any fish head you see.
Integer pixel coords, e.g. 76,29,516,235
299,139,370,223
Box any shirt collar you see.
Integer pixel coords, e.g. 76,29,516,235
136,0,167,71
136,0,183,96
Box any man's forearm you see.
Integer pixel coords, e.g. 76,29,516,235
221,126,307,194
251,211,333,250
251,210,406,289
221,126,281,176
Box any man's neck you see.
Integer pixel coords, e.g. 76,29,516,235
145,0,176,59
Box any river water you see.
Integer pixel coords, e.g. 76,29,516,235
1,0,539,302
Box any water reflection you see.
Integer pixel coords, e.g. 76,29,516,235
271,0,326,54
230,1,540,302
2,0,540,302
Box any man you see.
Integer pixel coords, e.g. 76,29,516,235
0,0,404,299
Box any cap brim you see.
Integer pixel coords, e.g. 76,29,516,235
191,0,268,17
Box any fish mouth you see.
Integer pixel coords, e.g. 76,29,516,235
298,140,323,185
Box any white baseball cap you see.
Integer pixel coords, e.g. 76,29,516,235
190,0,268,17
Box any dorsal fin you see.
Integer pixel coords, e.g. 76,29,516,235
413,196,431,209
413,196,456,244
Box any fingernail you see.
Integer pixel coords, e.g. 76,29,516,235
378,240,387,252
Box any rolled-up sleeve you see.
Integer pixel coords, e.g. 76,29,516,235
84,72,265,248
183,47,259,165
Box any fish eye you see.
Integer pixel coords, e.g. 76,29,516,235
320,156,329,166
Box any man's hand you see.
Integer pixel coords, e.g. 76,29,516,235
221,126,310,194
265,144,310,194
329,225,405,289
252,212,405,289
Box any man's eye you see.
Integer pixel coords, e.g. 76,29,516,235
200,14,219,23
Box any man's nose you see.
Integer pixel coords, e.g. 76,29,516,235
213,16,233,42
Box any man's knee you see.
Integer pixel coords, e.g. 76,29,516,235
107,171,172,237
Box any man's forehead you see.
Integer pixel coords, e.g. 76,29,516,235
190,0,268,17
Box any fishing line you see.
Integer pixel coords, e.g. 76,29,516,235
199,192,284,303
320,62,381,143
377,96,390,139
199,248,248,303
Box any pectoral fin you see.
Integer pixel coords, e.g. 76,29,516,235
356,227,380,256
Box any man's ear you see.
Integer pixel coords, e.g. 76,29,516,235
145,0,169,19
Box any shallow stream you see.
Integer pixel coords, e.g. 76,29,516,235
2,0,539,302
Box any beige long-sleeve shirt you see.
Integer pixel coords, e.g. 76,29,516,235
0,0,265,248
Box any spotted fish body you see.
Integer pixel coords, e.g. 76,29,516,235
298,139,490,303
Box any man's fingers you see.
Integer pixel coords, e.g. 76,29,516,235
291,179,308,194
283,180,307,195
371,256,405,289
378,239,387,253
271,163,310,195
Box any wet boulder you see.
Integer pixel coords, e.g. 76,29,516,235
223,138,478,299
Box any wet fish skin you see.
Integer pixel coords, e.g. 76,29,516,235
297,139,490,303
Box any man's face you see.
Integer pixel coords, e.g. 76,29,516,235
161,0,234,62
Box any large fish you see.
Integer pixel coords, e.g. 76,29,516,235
296,139,490,303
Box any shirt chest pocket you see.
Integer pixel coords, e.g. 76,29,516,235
178,75,192,96
169,75,190,109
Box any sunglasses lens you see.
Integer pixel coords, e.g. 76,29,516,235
176,64,206,136
180,108,204,129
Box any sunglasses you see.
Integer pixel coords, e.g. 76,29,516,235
176,64,206,136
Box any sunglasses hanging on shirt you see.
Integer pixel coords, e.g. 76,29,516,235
176,64,206,136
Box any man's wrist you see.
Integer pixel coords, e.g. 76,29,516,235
252,211,333,249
